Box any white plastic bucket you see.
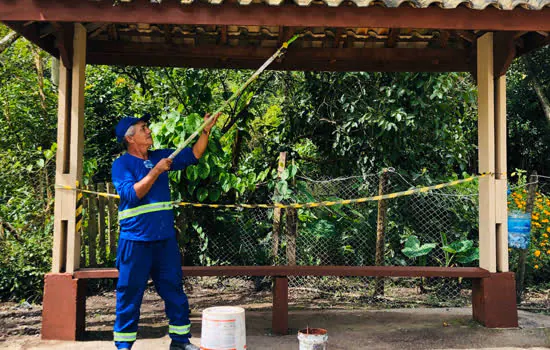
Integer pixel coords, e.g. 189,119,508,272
200,306,246,350
298,328,328,350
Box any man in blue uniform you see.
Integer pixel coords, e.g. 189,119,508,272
112,113,218,350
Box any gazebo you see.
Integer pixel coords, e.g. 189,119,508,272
1,0,549,341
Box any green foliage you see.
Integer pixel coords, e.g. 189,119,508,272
439,232,479,267
402,235,437,259
1,21,550,302
507,47,550,175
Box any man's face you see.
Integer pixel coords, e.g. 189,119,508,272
127,121,153,148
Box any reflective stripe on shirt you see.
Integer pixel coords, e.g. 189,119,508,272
118,201,173,221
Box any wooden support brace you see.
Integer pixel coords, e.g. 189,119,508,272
493,32,517,78
52,22,74,69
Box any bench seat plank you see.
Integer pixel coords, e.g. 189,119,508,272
73,266,490,279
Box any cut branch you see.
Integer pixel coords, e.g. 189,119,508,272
0,30,20,54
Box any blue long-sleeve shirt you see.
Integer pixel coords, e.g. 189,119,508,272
112,148,198,241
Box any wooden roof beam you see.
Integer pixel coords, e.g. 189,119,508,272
1,0,550,31
86,41,474,72
4,21,58,58
386,28,399,48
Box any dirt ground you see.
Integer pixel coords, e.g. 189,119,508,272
1,283,549,350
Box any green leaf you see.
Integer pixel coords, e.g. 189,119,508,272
208,189,221,201
280,169,289,181
186,166,197,181
220,173,231,192
197,188,208,202
36,159,44,168
43,150,53,160
402,235,436,259
197,162,210,179
276,180,288,196
456,247,479,264
443,240,473,254
287,164,298,179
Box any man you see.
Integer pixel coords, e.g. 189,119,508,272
111,113,218,350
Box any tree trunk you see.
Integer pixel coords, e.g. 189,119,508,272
272,152,286,263
30,44,47,111
523,56,550,125
0,31,20,54
373,170,389,297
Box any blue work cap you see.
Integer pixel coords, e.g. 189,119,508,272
115,114,151,143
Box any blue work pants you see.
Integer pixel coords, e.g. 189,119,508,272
113,236,191,349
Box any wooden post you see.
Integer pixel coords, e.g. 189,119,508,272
272,152,286,262
495,74,509,273
286,159,297,266
477,33,497,273
52,23,86,273
97,183,107,264
272,276,288,335
516,172,538,302
106,183,117,259
80,187,88,266
88,185,98,267
373,169,389,297
66,23,87,273
43,23,88,342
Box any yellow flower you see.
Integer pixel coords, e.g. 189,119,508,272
535,250,541,257
547,227,550,233
115,77,126,85
543,234,549,238
535,265,539,269
547,250,550,255
542,219,549,223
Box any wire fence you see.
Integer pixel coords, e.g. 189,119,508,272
79,170,490,307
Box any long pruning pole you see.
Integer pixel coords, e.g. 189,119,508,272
169,34,302,160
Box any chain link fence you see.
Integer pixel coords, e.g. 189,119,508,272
176,170,480,307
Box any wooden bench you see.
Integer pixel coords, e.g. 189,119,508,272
73,265,498,334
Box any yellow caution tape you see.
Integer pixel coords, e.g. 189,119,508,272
56,173,490,210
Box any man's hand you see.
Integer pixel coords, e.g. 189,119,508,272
203,112,221,134
153,158,173,174
134,158,172,199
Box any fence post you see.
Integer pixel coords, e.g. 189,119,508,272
88,184,98,267
272,152,286,262
97,183,107,264
373,169,389,297
286,160,297,266
106,183,117,259
516,171,538,303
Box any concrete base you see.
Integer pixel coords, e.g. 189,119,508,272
41,273,87,340
472,272,518,328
